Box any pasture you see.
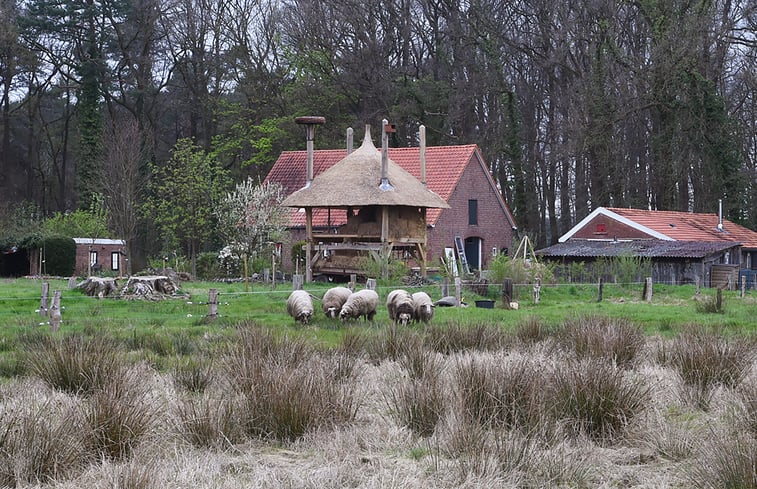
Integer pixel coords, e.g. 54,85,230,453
0,276,755,488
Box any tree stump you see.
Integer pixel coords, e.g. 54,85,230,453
121,275,177,299
77,277,119,297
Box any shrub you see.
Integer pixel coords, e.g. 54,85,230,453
658,325,755,409
38,234,76,276
25,334,125,396
489,253,554,285
547,359,650,441
558,315,645,368
195,251,221,280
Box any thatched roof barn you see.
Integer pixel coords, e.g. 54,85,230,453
281,123,449,281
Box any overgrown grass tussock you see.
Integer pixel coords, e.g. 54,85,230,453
687,433,757,488
424,321,510,354
175,395,239,449
558,315,645,368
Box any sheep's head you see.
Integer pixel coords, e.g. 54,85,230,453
326,306,338,319
339,307,352,321
298,311,312,324
398,312,411,326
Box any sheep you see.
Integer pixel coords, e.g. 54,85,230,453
286,290,314,324
340,289,379,322
411,291,435,323
386,289,414,326
322,286,353,319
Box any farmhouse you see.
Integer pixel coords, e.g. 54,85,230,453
536,206,757,288
266,122,517,279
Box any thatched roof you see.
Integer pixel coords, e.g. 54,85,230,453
280,129,450,209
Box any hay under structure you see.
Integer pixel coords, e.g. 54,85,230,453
281,123,449,281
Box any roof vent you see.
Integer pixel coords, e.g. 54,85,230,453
295,116,326,188
717,199,724,231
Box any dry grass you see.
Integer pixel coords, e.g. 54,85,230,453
3,318,757,488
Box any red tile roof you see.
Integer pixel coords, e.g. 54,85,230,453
606,207,757,248
266,145,485,227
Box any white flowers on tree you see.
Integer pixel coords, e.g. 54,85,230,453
215,178,289,275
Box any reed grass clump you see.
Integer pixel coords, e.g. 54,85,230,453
171,356,215,393
687,434,757,488
425,321,510,354
175,395,239,449
558,315,645,368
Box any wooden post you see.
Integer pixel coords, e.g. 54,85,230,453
349,274,357,291
208,288,218,319
263,268,270,283
533,277,541,304
366,278,377,291
597,277,604,302
502,278,513,310
305,208,313,283
49,290,62,331
243,254,249,292
716,287,723,310
454,277,462,306
741,276,746,298
441,277,450,298
40,282,49,317
696,277,701,295
293,274,304,290
68,277,77,289
644,277,653,302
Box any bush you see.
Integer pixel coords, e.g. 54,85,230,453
489,254,554,285
195,251,221,280
39,234,76,276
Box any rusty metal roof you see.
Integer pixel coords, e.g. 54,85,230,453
536,239,740,259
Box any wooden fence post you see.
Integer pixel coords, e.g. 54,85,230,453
40,282,49,317
293,274,304,290
208,288,218,319
454,277,462,306
441,277,450,298
502,278,513,309
533,277,541,304
597,277,604,302
68,277,77,289
349,274,357,291
716,287,723,310
741,276,746,298
644,277,653,302
695,277,700,295
49,290,62,331
366,278,377,291
263,268,270,283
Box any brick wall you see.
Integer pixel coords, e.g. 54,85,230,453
75,243,124,276
571,215,652,240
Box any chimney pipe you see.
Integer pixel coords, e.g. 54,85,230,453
380,119,394,191
419,125,427,187
295,116,326,188
718,199,724,231
346,127,354,155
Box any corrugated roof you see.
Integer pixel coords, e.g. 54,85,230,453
537,239,740,259
606,208,757,249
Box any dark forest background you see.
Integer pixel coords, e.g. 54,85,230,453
1,0,756,262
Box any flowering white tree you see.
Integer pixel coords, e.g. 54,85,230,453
215,178,289,273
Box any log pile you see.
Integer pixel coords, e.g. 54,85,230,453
121,275,178,300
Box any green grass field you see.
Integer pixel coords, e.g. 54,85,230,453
0,277,754,346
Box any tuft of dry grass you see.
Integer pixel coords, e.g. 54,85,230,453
547,358,650,441
24,334,126,396
425,321,510,354
515,316,554,345
657,325,755,409
558,315,646,368
171,355,215,393
175,395,240,449
687,433,757,488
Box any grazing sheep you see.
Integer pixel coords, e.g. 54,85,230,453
322,286,353,318
287,290,314,324
340,289,379,322
386,289,414,326
411,291,435,323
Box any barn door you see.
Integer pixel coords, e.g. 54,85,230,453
464,237,481,271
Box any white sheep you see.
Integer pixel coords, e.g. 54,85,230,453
386,289,414,326
411,291,435,323
286,290,314,324
322,286,353,318
340,289,379,322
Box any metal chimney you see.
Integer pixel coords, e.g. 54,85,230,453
380,119,395,191
346,127,354,155
419,124,427,187
718,199,724,231
295,116,326,187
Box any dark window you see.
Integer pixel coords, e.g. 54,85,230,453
468,199,478,225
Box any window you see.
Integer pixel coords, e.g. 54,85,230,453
111,252,120,271
89,250,98,267
595,223,607,234
468,199,478,225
